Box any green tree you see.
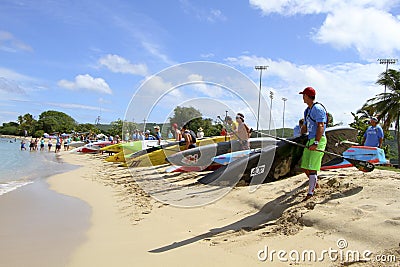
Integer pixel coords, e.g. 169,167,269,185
349,110,371,145
75,123,100,134
107,119,123,137
363,69,400,164
0,121,19,135
17,113,37,136
169,106,202,128
37,110,77,133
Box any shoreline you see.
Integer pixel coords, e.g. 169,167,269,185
0,168,91,267
47,152,400,266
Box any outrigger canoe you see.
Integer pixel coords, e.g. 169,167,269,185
198,126,357,185
127,136,230,168
166,137,276,167
321,145,387,170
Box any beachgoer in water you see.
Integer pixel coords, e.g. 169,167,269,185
55,135,61,153
48,139,52,152
40,138,45,151
29,139,35,151
20,139,26,150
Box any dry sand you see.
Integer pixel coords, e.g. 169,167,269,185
47,152,400,267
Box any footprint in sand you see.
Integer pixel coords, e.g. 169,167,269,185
358,204,377,211
352,208,364,217
384,219,400,226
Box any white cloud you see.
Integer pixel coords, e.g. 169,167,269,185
180,0,227,22
249,0,396,15
58,74,112,94
314,7,400,59
0,77,26,94
200,53,215,59
226,55,385,127
46,102,110,112
0,67,35,82
0,31,33,53
249,0,400,60
98,54,148,76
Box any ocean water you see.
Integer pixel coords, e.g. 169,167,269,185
0,137,76,196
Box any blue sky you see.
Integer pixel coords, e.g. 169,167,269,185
1,0,400,130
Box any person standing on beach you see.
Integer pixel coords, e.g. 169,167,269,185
153,125,162,145
172,123,182,141
144,130,156,140
197,127,204,138
293,118,304,137
362,117,384,148
299,87,327,201
235,113,251,150
226,116,239,139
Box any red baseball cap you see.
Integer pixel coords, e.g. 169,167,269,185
299,87,316,97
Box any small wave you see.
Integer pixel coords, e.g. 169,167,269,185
0,180,34,196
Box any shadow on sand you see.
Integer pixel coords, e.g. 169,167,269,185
149,181,363,253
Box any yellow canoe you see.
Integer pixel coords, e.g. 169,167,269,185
127,136,229,168
105,150,134,163
101,141,143,153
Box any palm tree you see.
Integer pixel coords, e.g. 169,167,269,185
364,69,400,166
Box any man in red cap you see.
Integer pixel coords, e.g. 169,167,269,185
299,86,328,201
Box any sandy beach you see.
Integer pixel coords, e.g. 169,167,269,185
30,151,400,266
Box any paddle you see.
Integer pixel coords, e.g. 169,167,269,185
253,130,374,173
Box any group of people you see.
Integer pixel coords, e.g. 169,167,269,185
20,135,72,153
170,113,252,151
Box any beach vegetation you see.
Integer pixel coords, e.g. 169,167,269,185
33,130,45,138
0,121,19,135
359,69,400,165
108,119,124,137
169,106,202,128
37,110,77,133
74,123,101,134
17,113,37,136
169,106,224,136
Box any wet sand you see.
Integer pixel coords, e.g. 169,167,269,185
0,177,90,267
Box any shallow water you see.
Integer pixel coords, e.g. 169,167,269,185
0,137,76,196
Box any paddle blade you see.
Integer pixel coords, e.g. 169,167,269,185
346,158,375,172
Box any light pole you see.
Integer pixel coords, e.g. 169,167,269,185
282,97,287,137
143,118,147,131
255,65,268,136
269,91,274,135
378,58,398,95
378,58,397,125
